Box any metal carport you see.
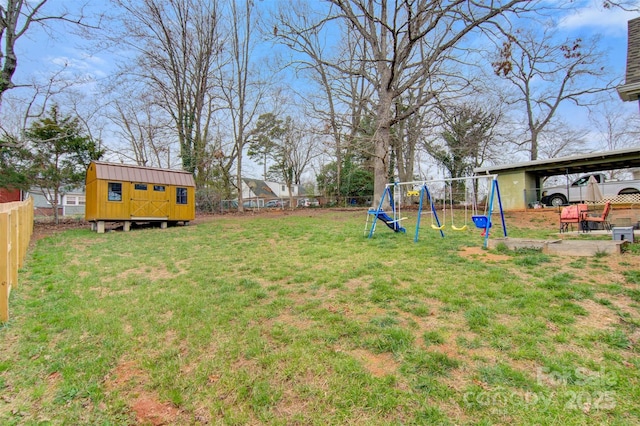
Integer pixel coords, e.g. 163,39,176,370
474,148,640,210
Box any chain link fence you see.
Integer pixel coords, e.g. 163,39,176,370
196,188,378,213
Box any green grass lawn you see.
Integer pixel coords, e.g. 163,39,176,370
1,210,639,425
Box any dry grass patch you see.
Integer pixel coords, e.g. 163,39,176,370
574,299,619,331
89,286,133,298
116,264,182,281
267,309,314,331
596,292,640,318
348,348,399,378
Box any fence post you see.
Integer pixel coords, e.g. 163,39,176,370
10,206,18,289
18,201,28,269
0,211,10,322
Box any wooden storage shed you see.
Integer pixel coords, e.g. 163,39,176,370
85,161,196,233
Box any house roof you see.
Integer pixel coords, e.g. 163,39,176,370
91,161,195,187
243,178,277,198
618,17,640,101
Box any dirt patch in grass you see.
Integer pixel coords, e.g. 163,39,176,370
30,218,88,244
458,246,510,262
506,209,559,227
550,251,640,288
104,360,186,425
130,397,183,426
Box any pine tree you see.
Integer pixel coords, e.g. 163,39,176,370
24,105,104,224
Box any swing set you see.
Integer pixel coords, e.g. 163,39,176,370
365,175,507,248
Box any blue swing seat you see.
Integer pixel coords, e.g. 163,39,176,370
472,215,492,229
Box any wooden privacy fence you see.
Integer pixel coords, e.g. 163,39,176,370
1,198,34,322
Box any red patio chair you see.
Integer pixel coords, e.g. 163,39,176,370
581,202,611,232
559,204,588,233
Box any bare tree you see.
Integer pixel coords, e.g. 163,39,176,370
491,25,615,161
107,97,175,168
425,103,501,185
272,4,375,201
0,67,82,153
218,0,268,212
0,1,89,105
203,129,237,200
316,0,537,206
590,103,640,152
108,0,221,184
534,119,588,160
393,91,433,185
249,114,318,207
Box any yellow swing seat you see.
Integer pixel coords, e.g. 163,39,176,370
431,223,445,230
448,183,469,232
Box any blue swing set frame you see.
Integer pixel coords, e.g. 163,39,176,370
368,176,507,249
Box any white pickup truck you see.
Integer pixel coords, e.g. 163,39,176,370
540,173,640,207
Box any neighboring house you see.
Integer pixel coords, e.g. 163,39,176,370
63,191,87,216
0,188,22,203
242,178,277,202
242,178,300,200
27,187,86,217
265,181,300,198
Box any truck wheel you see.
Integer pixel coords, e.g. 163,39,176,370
618,188,640,195
547,194,567,207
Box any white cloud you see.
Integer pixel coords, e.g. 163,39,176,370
47,51,110,80
558,1,640,37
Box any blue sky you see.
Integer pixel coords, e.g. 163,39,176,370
5,0,640,172
11,1,638,96
559,1,637,80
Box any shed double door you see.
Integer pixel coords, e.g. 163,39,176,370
130,183,170,218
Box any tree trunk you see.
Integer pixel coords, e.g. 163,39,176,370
372,90,394,208
237,149,244,213
530,129,539,161
53,188,60,225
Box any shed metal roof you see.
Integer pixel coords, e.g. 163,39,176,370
92,161,196,187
